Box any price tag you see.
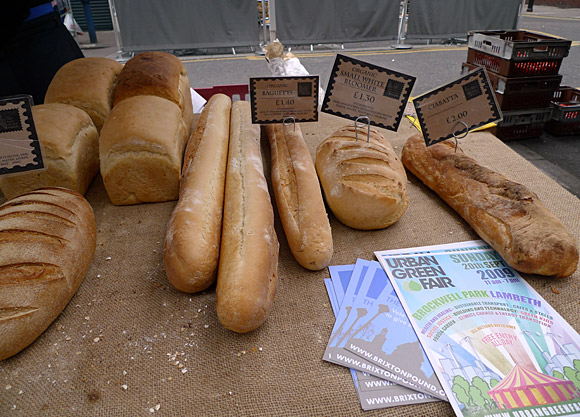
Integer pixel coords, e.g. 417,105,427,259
0,95,44,177
413,67,502,146
321,54,416,131
250,76,319,124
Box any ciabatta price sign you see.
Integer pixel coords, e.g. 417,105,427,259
0,95,44,177
413,67,502,146
321,54,416,131
250,76,319,124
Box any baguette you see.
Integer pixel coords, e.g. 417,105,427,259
315,125,409,230
0,187,96,361
265,123,333,270
216,101,278,333
164,94,232,293
402,133,578,278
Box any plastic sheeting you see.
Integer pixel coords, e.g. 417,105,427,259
112,0,260,53
275,0,400,45
407,0,522,39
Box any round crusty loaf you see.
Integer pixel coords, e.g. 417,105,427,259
0,187,96,361
315,125,409,230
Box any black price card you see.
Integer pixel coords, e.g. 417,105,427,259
321,54,416,131
250,76,319,124
0,95,44,176
413,67,502,146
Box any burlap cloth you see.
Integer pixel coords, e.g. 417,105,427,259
1,113,579,417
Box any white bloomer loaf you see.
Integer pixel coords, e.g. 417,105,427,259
315,125,409,230
164,94,232,293
0,103,99,200
99,95,188,205
216,100,279,333
0,187,96,361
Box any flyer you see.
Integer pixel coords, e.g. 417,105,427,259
377,248,580,417
325,271,438,410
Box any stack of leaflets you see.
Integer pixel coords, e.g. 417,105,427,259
324,240,580,416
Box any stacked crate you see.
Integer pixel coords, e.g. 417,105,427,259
546,86,580,136
463,30,571,140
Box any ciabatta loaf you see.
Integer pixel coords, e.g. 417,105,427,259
315,125,408,230
113,51,194,135
44,57,123,131
0,103,99,200
216,101,278,333
164,94,232,293
402,133,578,278
0,187,96,361
99,95,188,205
266,123,333,270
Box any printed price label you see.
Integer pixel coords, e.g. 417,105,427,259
321,54,416,131
249,76,319,124
0,95,44,176
413,67,502,146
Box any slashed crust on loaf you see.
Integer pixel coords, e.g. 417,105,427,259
315,125,409,230
402,133,579,277
216,101,278,333
164,94,232,293
0,188,96,361
266,123,333,270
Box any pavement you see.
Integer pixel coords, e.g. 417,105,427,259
76,5,580,198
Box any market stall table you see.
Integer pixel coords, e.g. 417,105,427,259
1,113,578,417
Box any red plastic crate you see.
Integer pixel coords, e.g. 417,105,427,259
468,30,571,61
545,86,580,136
462,63,562,110
194,84,250,102
467,48,563,77
490,108,552,140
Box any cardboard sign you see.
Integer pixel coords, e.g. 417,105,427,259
249,76,319,124
321,54,416,131
413,67,502,146
0,95,44,176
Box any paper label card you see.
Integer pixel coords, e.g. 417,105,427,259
321,54,416,131
413,67,501,146
0,95,44,176
250,76,319,124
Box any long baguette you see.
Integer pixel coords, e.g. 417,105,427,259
401,133,578,278
0,187,96,361
164,94,232,293
265,124,333,270
216,101,279,333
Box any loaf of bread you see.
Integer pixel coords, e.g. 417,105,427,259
99,95,188,205
216,101,279,333
113,51,194,135
402,133,579,278
44,57,123,131
266,123,333,270
315,125,409,230
164,94,232,293
0,103,99,200
0,187,96,361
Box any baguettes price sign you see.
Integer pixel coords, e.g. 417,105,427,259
413,67,502,146
0,95,44,177
249,76,319,124
321,54,416,131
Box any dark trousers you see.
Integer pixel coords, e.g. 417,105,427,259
0,11,84,105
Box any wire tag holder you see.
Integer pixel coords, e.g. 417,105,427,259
451,121,469,152
354,116,371,143
283,116,296,132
